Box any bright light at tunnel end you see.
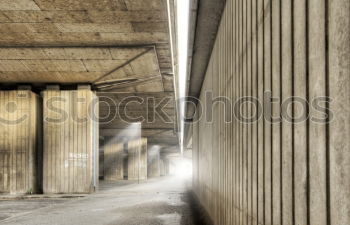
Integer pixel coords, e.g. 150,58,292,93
176,0,190,153
172,158,193,178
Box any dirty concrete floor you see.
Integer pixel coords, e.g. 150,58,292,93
0,176,202,225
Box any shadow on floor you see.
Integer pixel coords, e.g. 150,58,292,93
183,191,213,225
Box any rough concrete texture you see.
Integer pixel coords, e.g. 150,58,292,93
191,0,350,224
0,177,210,225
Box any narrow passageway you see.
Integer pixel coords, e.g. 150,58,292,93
0,0,349,224
0,176,206,225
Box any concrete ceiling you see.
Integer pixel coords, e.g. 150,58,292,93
0,46,166,92
184,0,226,147
0,0,178,148
0,0,169,46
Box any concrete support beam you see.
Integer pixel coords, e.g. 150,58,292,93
46,85,60,91
17,85,32,91
77,85,91,90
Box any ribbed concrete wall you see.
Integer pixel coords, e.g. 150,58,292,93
43,89,99,194
192,0,349,224
0,91,41,194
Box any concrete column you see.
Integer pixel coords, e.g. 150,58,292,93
159,157,169,176
127,138,147,181
99,137,104,179
42,88,99,194
147,145,160,178
103,137,125,181
0,90,41,194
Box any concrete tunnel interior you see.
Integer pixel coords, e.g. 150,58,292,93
0,0,349,225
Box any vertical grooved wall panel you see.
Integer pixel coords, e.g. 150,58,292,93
271,0,281,224
308,0,328,224
263,0,272,224
329,1,350,224
293,0,308,224
257,0,265,224
281,0,293,224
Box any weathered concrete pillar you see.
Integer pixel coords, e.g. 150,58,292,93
127,138,147,181
159,157,169,176
42,87,99,194
0,90,41,194
104,137,125,181
147,145,160,178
